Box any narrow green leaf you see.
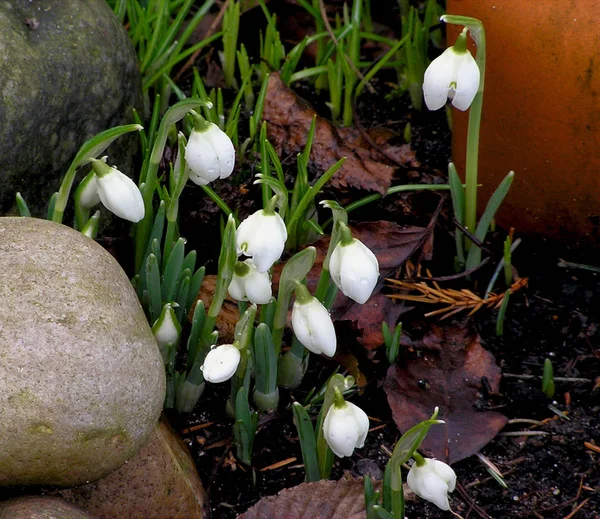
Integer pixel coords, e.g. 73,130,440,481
292,403,321,482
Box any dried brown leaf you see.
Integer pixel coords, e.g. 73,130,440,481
384,322,508,464
263,73,395,194
237,478,369,519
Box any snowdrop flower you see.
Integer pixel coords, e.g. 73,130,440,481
236,207,287,273
329,223,379,304
185,112,235,186
201,344,241,383
407,457,457,511
291,283,336,357
90,158,145,223
422,28,480,112
322,388,369,457
228,259,272,305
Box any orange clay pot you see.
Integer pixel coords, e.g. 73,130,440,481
447,0,600,243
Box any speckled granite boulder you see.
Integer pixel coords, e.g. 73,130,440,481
0,496,97,519
57,417,209,519
0,0,142,216
0,217,165,487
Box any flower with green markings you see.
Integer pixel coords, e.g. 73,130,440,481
152,303,181,349
291,283,336,357
329,223,379,304
90,158,144,223
236,201,287,273
228,259,272,305
185,112,235,186
407,457,457,511
322,388,369,457
422,28,480,112
201,344,241,383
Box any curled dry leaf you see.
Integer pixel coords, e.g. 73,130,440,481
384,322,508,464
263,73,395,194
237,478,372,519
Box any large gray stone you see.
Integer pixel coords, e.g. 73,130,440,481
0,496,97,519
58,417,209,519
0,0,142,216
0,217,165,487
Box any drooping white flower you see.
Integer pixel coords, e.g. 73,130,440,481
185,122,235,186
291,291,337,358
201,344,241,383
228,259,272,305
422,29,480,112
329,237,379,304
407,458,457,511
90,158,145,223
323,397,369,457
236,209,287,272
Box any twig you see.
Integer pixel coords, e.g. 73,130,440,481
497,431,549,437
455,483,493,519
561,498,591,519
318,0,375,94
174,0,231,83
503,374,592,383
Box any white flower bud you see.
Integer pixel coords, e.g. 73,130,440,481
201,344,241,383
235,209,287,273
228,260,272,305
152,304,181,349
76,172,101,209
407,458,457,511
323,399,369,457
329,238,379,304
185,123,235,186
91,159,145,223
291,294,336,357
423,44,480,112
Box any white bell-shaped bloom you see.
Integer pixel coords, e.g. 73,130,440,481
201,344,241,383
236,209,287,272
407,458,457,511
323,399,369,457
185,123,235,186
91,159,145,223
423,45,480,112
229,259,272,305
291,290,337,357
330,238,379,304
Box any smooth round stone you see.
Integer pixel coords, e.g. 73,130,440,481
0,496,97,519
0,217,165,487
0,0,142,216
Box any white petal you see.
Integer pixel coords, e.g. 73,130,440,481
185,129,221,185
407,459,454,511
96,168,145,222
235,211,287,272
451,53,480,111
332,240,379,304
423,48,456,111
205,123,236,179
228,274,248,301
78,174,100,208
201,344,240,383
430,459,457,492
292,299,336,357
245,266,272,305
322,402,369,457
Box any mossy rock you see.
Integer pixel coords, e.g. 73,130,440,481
0,496,97,519
0,0,142,217
0,217,165,487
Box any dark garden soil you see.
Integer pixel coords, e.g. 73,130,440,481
167,232,600,519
